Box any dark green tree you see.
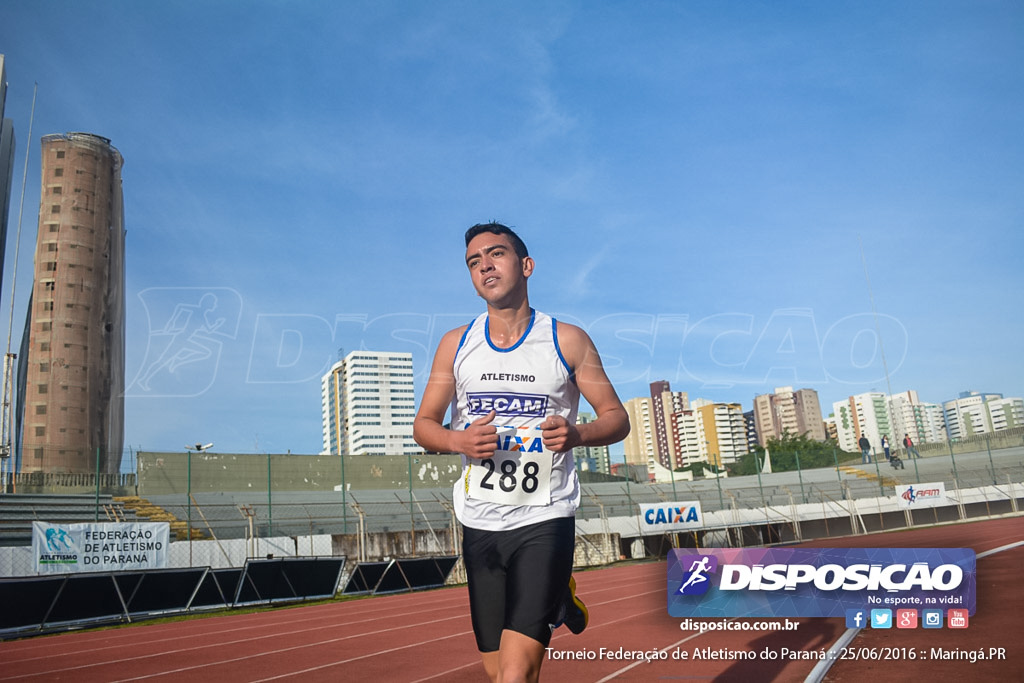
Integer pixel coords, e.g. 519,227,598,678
729,433,859,475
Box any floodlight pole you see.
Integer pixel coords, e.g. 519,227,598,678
184,442,213,566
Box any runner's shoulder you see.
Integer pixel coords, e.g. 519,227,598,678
554,321,597,359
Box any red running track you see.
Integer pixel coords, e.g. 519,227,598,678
0,516,1020,682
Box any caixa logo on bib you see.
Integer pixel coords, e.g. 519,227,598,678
467,392,548,417
667,548,976,618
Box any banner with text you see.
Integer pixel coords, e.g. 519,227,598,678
32,521,170,574
895,482,949,509
667,547,976,618
639,501,704,532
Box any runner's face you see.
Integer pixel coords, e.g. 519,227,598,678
465,232,532,304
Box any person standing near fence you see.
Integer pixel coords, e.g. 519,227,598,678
882,434,891,462
414,222,630,683
903,433,921,459
858,435,872,464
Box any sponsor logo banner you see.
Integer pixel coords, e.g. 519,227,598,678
895,482,948,509
667,547,975,618
640,501,703,532
467,392,548,417
32,522,170,574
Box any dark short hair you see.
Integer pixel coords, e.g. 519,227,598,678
465,222,529,259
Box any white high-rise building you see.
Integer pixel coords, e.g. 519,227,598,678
670,409,703,468
888,390,945,445
320,351,419,455
943,391,1024,439
833,393,893,454
623,396,656,470
691,399,749,467
573,412,611,474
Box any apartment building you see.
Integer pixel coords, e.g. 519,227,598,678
751,386,825,446
943,391,1024,439
321,350,419,455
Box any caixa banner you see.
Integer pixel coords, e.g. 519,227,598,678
639,501,703,532
667,548,975,618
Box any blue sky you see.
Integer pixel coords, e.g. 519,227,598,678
1,1,1021,460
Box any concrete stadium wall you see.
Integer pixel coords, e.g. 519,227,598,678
6,472,136,496
137,452,463,496
912,426,1024,458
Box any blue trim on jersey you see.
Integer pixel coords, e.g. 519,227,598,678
454,319,476,365
485,308,536,353
551,317,575,381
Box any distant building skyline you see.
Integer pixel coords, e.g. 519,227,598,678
623,379,750,472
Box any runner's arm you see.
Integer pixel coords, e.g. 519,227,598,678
413,327,500,460
541,323,629,452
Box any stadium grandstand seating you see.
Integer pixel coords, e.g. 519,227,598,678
0,494,138,547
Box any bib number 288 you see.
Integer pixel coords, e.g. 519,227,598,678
481,458,540,494
468,452,551,506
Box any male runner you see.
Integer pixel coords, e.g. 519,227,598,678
414,223,630,682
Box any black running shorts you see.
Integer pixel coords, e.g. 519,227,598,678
461,516,575,652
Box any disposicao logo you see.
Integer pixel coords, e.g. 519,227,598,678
667,548,976,618
676,555,718,595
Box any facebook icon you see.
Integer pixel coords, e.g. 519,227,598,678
845,609,866,629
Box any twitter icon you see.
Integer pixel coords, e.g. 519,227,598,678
870,609,892,629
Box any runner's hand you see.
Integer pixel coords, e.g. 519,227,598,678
457,410,500,460
540,414,580,453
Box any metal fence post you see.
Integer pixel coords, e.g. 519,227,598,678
267,451,273,538
986,436,996,485
340,452,348,534
795,451,806,504
949,440,960,489
94,447,101,522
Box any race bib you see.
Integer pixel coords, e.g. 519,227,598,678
465,426,552,506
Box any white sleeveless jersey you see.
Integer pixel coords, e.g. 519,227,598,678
450,309,581,531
